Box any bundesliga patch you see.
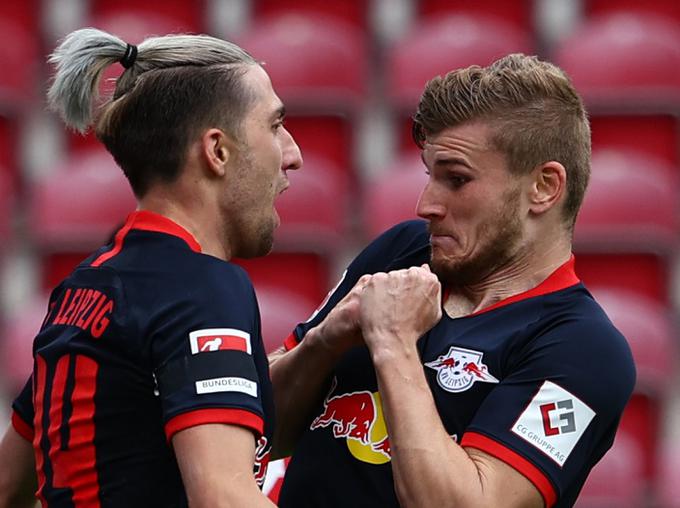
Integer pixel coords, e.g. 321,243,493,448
189,328,251,355
511,380,596,467
195,376,258,397
425,346,499,393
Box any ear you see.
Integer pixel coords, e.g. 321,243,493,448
200,128,231,177
527,161,566,216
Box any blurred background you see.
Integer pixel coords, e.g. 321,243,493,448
0,0,678,506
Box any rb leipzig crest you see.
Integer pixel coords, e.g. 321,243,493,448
425,346,499,393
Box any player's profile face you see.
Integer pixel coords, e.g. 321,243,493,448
416,121,527,285
222,65,302,258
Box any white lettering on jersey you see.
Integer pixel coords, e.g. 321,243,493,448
195,376,258,397
511,380,596,467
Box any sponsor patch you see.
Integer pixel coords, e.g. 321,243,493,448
189,328,251,355
425,346,499,393
195,376,258,397
511,380,596,467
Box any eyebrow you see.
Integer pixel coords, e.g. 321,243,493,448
270,105,286,121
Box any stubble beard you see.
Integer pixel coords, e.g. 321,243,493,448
429,187,524,287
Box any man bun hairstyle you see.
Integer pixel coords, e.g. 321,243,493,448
412,53,591,230
47,28,258,197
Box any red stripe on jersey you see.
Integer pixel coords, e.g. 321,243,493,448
11,410,34,442
91,210,202,267
128,210,201,253
283,332,299,351
90,217,134,267
471,256,580,317
461,431,557,508
165,408,265,442
33,355,48,506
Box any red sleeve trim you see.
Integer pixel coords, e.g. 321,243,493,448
11,410,34,442
283,332,299,351
461,431,557,508
165,408,264,442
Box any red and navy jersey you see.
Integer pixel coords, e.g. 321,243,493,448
279,220,635,508
11,211,274,508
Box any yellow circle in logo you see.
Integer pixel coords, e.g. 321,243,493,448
346,392,391,465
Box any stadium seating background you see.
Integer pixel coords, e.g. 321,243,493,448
0,1,678,506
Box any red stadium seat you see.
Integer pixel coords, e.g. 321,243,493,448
586,0,680,27
554,13,680,164
0,0,41,36
90,0,203,34
575,149,680,252
234,252,332,310
418,0,535,33
238,14,366,109
0,293,48,395
388,14,532,151
657,436,680,508
555,12,680,105
29,149,136,289
255,285,316,353
575,428,646,508
588,286,677,483
574,149,679,304
253,0,367,30
363,154,428,238
237,13,367,179
0,164,13,251
274,153,350,250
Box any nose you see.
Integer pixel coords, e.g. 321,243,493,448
416,179,446,220
281,126,303,172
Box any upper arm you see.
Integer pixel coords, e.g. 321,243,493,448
465,447,544,508
461,317,635,507
151,266,274,484
173,424,274,507
0,423,37,508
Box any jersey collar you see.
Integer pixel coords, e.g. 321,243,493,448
443,255,580,317
126,210,202,253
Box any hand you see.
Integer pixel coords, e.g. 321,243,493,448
359,265,442,357
314,275,372,355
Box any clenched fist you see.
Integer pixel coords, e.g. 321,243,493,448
359,264,442,358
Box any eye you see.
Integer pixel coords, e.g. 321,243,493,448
449,174,470,188
272,119,285,131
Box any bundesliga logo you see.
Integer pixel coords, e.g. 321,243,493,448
425,346,499,393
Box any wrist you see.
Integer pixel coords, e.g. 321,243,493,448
365,331,420,366
303,322,355,362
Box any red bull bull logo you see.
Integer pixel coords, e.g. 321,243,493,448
425,346,499,393
310,383,391,464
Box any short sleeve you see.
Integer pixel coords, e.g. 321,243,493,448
152,265,267,441
11,376,35,442
460,318,636,507
284,220,430,350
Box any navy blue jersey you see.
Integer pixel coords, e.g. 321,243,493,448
11,211,274,508
279,220,635,508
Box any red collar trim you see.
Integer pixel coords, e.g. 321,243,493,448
126,210,202,253
441,256,579,317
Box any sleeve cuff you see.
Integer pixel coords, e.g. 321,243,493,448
11,410,34,442
461,431,557,508
165,408,264,442
283,332,300,351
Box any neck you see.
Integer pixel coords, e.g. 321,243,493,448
443,235,572,318
138,187,232,261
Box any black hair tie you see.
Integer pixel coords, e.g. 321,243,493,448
120,43,138,69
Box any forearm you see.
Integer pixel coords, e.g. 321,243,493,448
372,346,487,508
269,324,350,457
0,425,37,508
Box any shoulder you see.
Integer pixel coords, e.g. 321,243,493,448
532,287,636,404
358,220,430,271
